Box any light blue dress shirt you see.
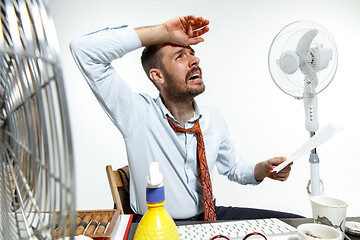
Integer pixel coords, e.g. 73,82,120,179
70,26,259,219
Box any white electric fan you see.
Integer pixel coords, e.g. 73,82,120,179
268,21,338,196
0,0,76,239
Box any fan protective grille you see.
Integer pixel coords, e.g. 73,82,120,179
268,21,338,99
0,0,75,239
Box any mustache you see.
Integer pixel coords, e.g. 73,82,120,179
186,66,202,81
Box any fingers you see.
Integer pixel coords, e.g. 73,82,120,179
268,156,287,166
186,26,209,45
269,170,290,181
184,15,210,30
183,15,210,43
270,172,289,181
268,158,292,181
164,15,209,46
193,25,210,37
186,37,205,45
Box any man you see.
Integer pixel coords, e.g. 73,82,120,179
70,15,301,221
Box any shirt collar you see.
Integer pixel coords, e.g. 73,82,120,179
155,94,202,124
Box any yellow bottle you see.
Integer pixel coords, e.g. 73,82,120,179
134,162,180,240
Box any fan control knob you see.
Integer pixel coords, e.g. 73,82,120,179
279,50,299,74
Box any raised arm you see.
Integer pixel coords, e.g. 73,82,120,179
135,15,209,47
69,16,209,138
69,25,142,138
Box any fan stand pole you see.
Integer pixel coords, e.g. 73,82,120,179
308,133,323,196
309,149,321,196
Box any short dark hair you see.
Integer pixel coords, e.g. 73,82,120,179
141,44,166,83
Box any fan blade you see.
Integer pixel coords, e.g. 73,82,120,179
296,29,319,57
301,63,318,90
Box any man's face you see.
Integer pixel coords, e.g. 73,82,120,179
159,44,205,101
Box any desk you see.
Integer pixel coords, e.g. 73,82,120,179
127,217,360,240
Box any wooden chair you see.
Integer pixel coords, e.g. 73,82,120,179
105,165,132,214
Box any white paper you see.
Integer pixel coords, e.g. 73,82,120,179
272,123,343,173
112,214,132,240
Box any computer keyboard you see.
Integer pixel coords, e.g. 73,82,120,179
177,218,299,240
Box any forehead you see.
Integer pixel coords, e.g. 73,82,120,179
160,44,195,57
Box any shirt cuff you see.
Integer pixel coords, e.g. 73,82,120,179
247,161,262,185
112,26,142,53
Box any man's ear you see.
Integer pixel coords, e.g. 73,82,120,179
149,68,165,85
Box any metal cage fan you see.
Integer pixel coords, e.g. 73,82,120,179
0,0,76,239
268,21,338,197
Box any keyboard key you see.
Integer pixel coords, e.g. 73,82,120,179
177,218,297,240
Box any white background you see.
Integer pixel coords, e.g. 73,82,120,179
48,0,360,217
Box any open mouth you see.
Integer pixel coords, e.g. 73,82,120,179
189,73,201,81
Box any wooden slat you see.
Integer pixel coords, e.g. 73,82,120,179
105,165,124,214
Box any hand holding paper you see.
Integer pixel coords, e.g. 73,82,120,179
272,123,343,173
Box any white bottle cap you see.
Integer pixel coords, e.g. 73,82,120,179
146,162,163,188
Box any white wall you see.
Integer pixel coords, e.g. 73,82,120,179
48,0,360,217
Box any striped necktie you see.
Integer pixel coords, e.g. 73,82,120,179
166,115,216,221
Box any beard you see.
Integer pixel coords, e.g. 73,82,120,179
163,66,205,102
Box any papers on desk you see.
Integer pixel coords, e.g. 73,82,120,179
272,123,343,173
112,214,133,240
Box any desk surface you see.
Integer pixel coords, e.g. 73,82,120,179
127,217,360,240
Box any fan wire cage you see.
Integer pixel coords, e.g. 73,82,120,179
0,0,76,239
268,21,338,99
